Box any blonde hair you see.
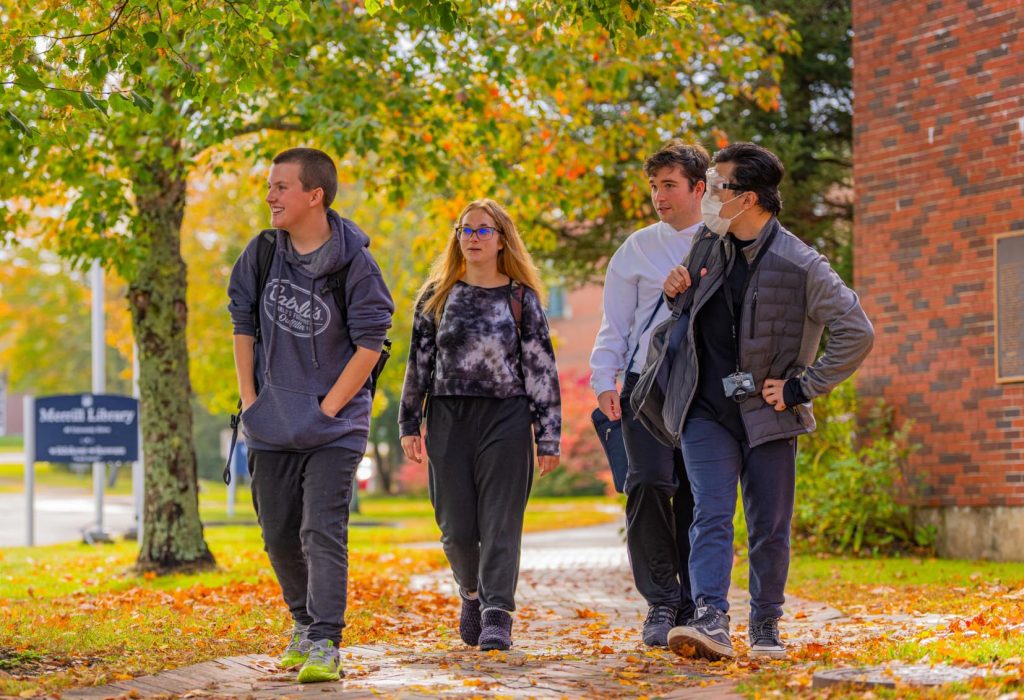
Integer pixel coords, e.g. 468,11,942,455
418,199,546,321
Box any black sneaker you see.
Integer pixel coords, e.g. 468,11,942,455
748,616,786,659
667,600,735,661
459,590,482,646
642,604,677,646
676,603,696,627
478,608,513,651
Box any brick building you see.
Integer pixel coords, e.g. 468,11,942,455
853,0,1024,558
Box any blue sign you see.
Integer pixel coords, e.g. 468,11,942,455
35,394,139,463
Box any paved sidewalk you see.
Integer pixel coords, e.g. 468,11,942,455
67,521,847,699
0,491,137,547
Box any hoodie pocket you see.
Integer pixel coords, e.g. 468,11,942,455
242,383,353,450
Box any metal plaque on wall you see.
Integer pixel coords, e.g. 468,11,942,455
996,232,1024,383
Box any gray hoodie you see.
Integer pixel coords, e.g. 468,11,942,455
228,210,394,453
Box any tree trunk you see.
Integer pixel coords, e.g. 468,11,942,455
129,154,215,573
372,440,393,494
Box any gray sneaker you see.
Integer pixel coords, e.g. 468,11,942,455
749,616,787,659
296,639,343,683
279,624,311,669
667,600,735,661
642,604,677,646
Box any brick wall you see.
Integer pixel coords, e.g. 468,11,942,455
548,284,604,376
853,0,1024,509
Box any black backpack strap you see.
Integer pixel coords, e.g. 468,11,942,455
507,281,526,336
320,265,351,327
253,229,278,342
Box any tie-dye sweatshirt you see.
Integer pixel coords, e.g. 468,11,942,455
398,280,561,456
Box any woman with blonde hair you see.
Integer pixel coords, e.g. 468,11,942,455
399,199,561,651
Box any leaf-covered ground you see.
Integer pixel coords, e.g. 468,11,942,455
2,498,1023,698
0,496,615,696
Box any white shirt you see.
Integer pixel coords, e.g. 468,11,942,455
589,220,700,396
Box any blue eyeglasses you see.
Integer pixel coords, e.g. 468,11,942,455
454,225,498,241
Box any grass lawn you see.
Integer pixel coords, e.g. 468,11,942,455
733,553,1024,698
0,494,618,696
0,435,22,449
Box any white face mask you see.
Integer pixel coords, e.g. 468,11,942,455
701,190,744,235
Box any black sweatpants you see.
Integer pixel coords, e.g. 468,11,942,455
249,446,360,645
425,395,534,613
620,372,695,617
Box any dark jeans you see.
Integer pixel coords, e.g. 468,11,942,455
425,395,534,612
620,372,695,616
249,446,360,645
680,417,796,622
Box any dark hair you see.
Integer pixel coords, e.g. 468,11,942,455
643,140,710,188
712,142,784,215
272,148,338,209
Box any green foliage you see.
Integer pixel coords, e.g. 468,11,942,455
793,382,935,555
0,0,794,567
714,0,853,282
531,465,608,497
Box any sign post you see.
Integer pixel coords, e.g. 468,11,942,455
131,343,144,544
24,395,35,547
91,261,107,541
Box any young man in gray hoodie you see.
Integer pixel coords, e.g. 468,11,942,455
228,148,394,683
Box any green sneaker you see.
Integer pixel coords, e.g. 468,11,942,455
296,639,343,683
279,624,311,669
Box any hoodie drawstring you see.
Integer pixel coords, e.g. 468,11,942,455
309,276,320,370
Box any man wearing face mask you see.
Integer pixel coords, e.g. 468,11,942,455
655,143,874,661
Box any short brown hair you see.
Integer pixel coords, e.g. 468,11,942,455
643,140,710,188
272,148,338,209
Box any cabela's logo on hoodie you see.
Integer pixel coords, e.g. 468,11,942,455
264,279,332,337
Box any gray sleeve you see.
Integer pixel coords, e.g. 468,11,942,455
227,238,260,337
798,256,875,398
345,251,395,352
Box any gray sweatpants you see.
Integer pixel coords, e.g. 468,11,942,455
249,446,360,645
425,396,534,612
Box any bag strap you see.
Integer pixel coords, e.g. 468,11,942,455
223,397,242,485
320,265,351,327
253,229,277,342
675,230,718,317
506,281,526,335
625,295,664,374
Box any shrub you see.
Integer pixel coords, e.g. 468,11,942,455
792,381,934,555
545,369,614,496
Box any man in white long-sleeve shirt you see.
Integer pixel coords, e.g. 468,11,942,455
589,140,708,646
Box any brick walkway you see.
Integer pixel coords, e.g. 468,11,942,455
67,521,848,699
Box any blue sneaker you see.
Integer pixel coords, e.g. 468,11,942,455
642,604,677,646
749,616,787,659
667,600,735,661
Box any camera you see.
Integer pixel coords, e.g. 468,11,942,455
722,371,755,403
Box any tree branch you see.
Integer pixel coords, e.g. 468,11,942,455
811,155,852,168
26,0,131,42
1,82,134,98
229,117,309,138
